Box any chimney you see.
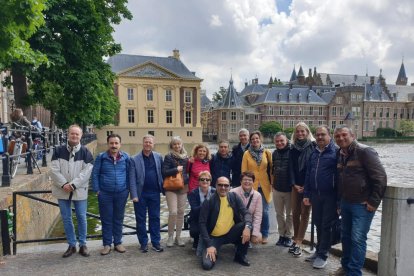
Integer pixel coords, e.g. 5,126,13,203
172,49,180,60
370,76,375,85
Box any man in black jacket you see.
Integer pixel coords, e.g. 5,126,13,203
231,128,250,187
199,176,253,270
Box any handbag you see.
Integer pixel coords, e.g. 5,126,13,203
163,157,184,191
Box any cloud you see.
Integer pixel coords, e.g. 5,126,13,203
113,0,414,96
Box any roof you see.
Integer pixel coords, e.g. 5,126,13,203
396,62,407,83
320,91,336,104
386,84,414,102
253,86,327,105
217,77,245,109
290,66,297,82
201,94,212,108
319,73,377,86
364,84,392,102
107,54,201,80
239,83,266,96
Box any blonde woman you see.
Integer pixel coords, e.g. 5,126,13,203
162,137,189,247
241,130,273,244
289,122,316,257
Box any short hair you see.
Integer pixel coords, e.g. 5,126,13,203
191,143,211,160
316,125,331,134
291,121,315,142
241,171,255,183
142,134,154,142
249,130,263,142
198,170,212,180
238,128,249,136
334,125,354,135
107,133,122,143
274,132,287,140
218,140,230,146
68,124,83,135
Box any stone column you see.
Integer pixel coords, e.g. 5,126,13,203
378,184,414,276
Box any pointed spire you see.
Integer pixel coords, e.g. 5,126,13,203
396,58,408,85
297,65,304,77
290,65,297,82
220,75,243,109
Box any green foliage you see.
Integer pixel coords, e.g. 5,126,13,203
0,0,48,69
376,127,401,138
212,87,227,103
283,127,295,140
259,121,283,137
27,0,131,128
398,120,414,136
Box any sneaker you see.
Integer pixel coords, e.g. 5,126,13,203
100,245,111,255
276,236,285,246
261,237,268,244
62,245,76,258
313,257,327,269
175,237,185,247
114,244,126,253
288,242,297,253
166,236,174,247
305,252,318,262
140,245,148,253
283,237,293,247
152,244,164,252
292,245,302,257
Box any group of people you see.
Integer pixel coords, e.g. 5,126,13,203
50,122,386,276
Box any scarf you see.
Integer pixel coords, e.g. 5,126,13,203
293,139,313,172
248,144,265,166
199,186,212,204
169,149,188,160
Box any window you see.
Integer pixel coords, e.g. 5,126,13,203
185,91,192,103
106,131,113,136
279,107,284,115
128,109,135,123
331,120,337,130
148,131,155,136
221,123,227,133
166,110,172,124
386,108,390,118
167,131,173,137
185,111,192,124
332,106,337,116
289,107,294,115
240,112,244,120
318,120,324,126
308,120,313,127
147,110,154,123
365,107,370,117
357,94,363,101
299,107,303,115
147,89,153,101
336,97,343,104
127,88,134,101
222,112,227,120
339,120,344,125
351,94,357,101
339,107,344,116
231,112,237,120
354,120,359,130
289,121,294,128
352,106,361,117
165,90,172,101
309,106,314,115
245,115,249,120
231,123,237,133
129,131,135,137
365,121,369,131
318,107,323,115
268,106,274,115
187,131,192,137
254,114,259,120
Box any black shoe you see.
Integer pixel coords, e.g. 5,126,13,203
276,236,285,246
79,245,90,257
288,242,297,253
234,255,250,266
152,244,164,252
140,245,148,253
284,237,293,247
62,245,76,258
292,245,302,257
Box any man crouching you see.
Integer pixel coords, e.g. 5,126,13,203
199,176,253,270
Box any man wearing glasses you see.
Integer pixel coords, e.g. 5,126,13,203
199,176,253,270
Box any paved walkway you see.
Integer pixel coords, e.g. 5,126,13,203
0,234,375,276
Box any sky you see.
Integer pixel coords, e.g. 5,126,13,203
113,0,414,97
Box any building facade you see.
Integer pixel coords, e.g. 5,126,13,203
96,50,203,144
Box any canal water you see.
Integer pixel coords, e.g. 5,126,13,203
50,141,414,253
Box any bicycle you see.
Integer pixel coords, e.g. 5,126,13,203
7,137,27,178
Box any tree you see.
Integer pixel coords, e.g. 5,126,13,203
27,0,132,128
399,120,414,136
259,121,283,137
212,87,227,103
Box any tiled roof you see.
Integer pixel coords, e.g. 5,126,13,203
385,84,414,102
239,83,266,96
364,84,392,102
319,73,377,86
107,54,201,80
253,87,327,105
217,77,245,109
201,94,212,107
320,91,336,104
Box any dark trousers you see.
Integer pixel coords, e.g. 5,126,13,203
202,222,248,270
98,189,129,246
133,192,161,246
311,192,338,260
190,220,200,247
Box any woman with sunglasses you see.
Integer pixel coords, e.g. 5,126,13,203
187,144,211,193
241,130,273,244
188,171,216,251
162,136,189,247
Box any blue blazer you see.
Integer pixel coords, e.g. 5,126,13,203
129,151,164,199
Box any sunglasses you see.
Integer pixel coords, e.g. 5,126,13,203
199,178,211,182
217,183,230,188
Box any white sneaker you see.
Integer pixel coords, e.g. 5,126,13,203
313,257,327,269
175,237,185,247
167,236,174,247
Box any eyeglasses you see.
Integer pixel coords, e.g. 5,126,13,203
217,183,230,188
199,178,211,182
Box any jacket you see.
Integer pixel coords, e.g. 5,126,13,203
304,140,338,199
230,186,262,238
231,143,250,187
129,151,163,199
210,153,233,187
272,143,292,192
188,187,216,224
199,192,252,248
290,141,316,186
241,149,273,203
92,151,130,193
337,141,387,208
51,143,94,200
188,159,210,193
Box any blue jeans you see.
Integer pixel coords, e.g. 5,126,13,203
340,200,375,276
258,187,269,238
98,189,129,246
58,199,87,247
133,192,161,246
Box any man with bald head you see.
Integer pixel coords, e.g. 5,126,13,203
199,176,253,270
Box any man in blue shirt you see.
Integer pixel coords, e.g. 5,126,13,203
129,134,164,253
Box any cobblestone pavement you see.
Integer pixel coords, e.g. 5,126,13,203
0,235,375,276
